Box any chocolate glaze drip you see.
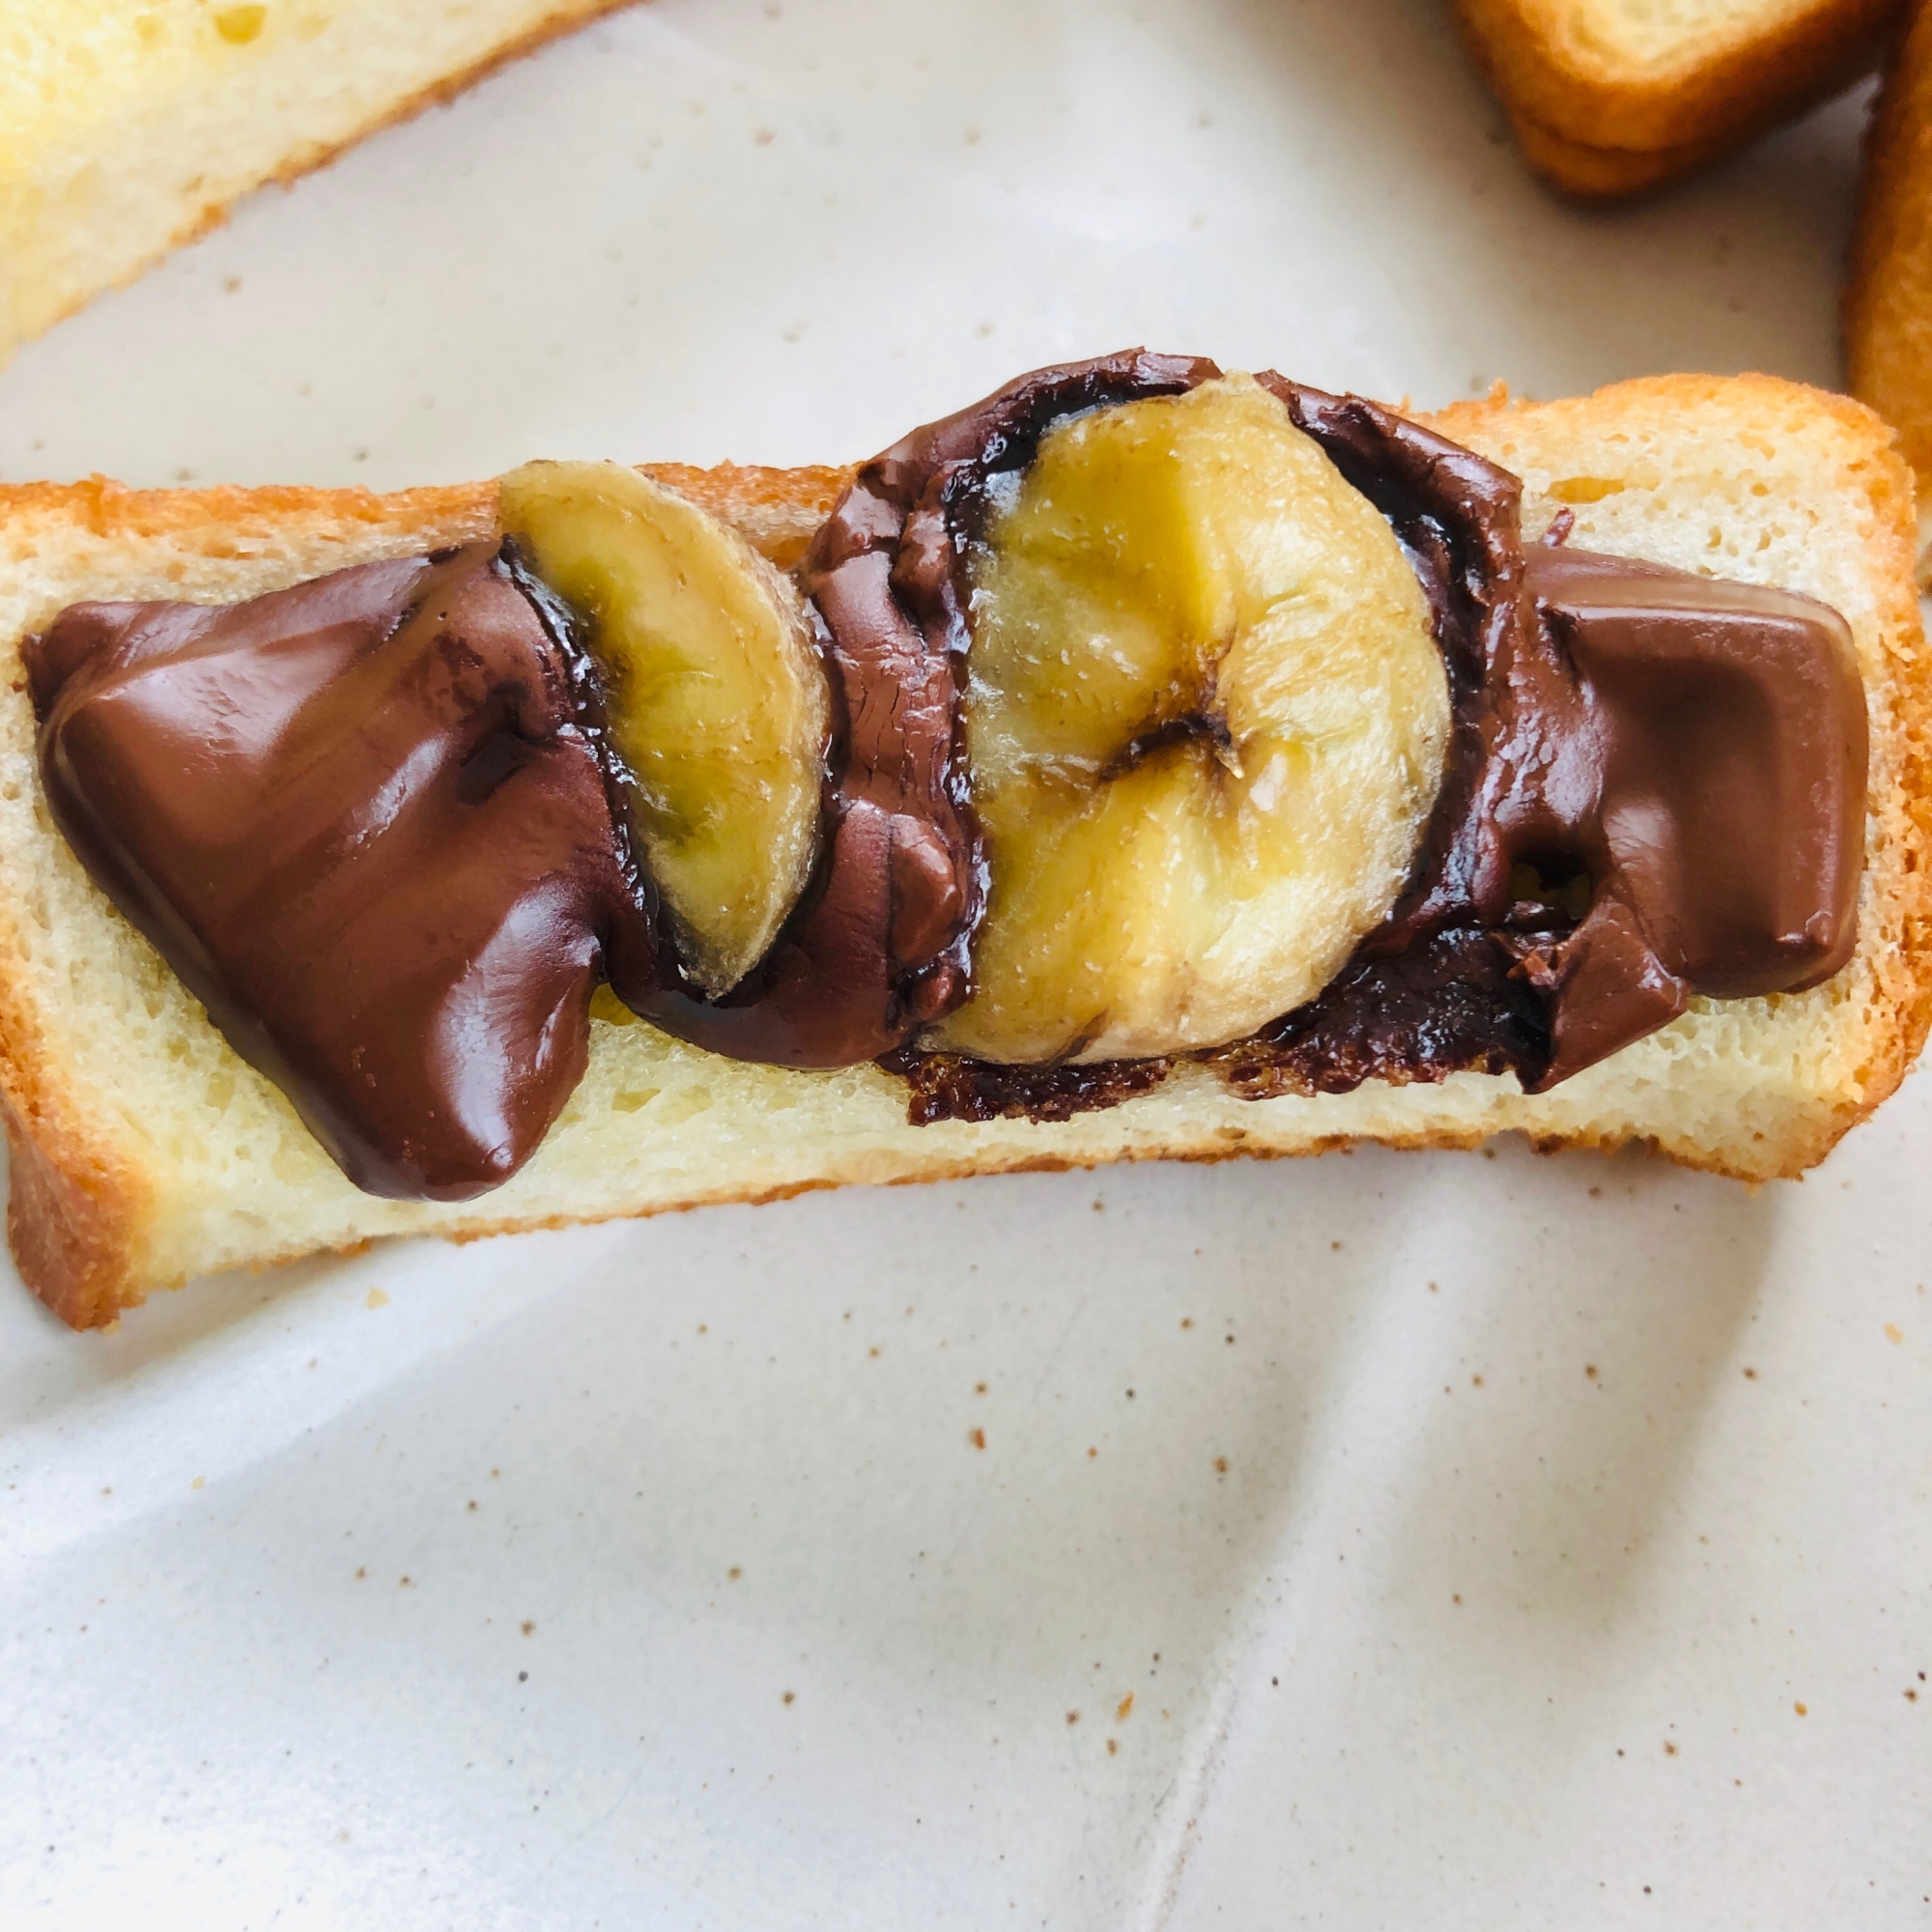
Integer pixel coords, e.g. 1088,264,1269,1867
634,350,1220,1066
27,544,654,1199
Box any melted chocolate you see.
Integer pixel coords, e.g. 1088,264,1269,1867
22,356,1871,1191
881,1046,1173,1126
885,364,1866,1120
27,545,653,1199
1498,546,1865,1086
634,350,1219,1066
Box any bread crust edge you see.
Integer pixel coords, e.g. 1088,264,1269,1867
1453,0,1900,197
3,376,1926,1325
1848,0,1932,527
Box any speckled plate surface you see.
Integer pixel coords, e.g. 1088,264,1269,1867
0,4,1925,1925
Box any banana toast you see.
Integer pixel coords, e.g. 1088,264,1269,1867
2,371,1927,1329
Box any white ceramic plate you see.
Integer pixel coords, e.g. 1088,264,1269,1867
1,4,1925,1925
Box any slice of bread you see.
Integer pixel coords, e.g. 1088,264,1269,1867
0,0,637,371
1455,0,1901,197
1848,0,1932,562
0,374,1926,1329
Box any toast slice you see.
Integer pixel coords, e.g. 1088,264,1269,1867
0,0,637,372
1455,0,1902,197
0,374,1926,1329
1847,0,1932,561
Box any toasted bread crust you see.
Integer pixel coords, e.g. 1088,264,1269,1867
0,979,149,1333
1455,0,1901,198
5,1,645,365
1848,0,1932,515
0,375,1924,1326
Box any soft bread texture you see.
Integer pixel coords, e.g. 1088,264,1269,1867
0,376,1926,1328
1848,0,1932,562
0,0,638,370
1455,0,1902,197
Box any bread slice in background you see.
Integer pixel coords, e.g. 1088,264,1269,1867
1454,0,1902,197
0,375,1926,1329
0,0,638,372
1848,0,1932,564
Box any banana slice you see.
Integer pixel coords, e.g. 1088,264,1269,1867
499,461,830,997
928,373,1450,1064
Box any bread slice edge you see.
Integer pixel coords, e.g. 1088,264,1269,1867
1453,0,1899,196
1847,0,1932,574
0,374,1925,1327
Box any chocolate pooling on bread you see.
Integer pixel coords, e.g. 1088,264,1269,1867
886,366,1866,1118
1233,384,1863,1096
23,353,1870,1195
27,544,656,1199
633,350,1219,1066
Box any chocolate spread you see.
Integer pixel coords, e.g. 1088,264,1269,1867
26,544,654,1199
22,354,1871,1194
884,366,1866,1119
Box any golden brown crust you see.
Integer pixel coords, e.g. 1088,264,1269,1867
1506,117,1747,199
0,463,854,560
0,988,149,1331
19,1,648,357
3,375,1924,1326
1454,0,1900,198
1848,0,1932,489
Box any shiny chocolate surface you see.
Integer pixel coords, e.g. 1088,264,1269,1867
28,543,652,1199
